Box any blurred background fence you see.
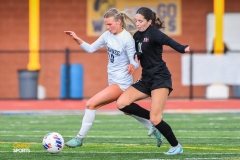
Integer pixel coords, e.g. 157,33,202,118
1,49,240,100
1,0,240,100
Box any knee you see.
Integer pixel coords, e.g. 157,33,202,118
150,115,163,126
86,99,97,110
116,99,129,109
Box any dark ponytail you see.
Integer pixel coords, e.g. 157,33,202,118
152,11,164,29
136,7,164,29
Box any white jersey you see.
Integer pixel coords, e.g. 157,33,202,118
80,29,139,90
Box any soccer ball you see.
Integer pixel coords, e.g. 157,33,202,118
42,132,64,154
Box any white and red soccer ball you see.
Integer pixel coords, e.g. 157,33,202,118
42,132,64,154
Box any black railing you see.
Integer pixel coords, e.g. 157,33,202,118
0,49,240,100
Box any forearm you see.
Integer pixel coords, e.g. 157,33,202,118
167,39,186,53
74,37,83,45
64,31,83,45
130,59,139,70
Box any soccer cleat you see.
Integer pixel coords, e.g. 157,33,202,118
65,136,83,148
164,144,183,155
148,125,156,136
148,125,163,147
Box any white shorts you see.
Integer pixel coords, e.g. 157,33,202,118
108,78,132,91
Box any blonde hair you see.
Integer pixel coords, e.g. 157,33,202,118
104,8,137,35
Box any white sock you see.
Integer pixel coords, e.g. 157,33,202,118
77,109,96,139
130,114,152,129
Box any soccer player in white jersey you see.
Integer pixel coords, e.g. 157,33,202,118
64,8,163,148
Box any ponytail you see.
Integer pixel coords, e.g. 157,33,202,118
120,11,137,36
104,8,137,36
136,7,164,29
151,12,164,29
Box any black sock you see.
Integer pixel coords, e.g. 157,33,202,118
120,103,178,146
119,103,150,119
155,120,178,147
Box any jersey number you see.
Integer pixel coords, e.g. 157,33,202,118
109,53,114,63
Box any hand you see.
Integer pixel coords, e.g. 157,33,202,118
134,54,139,62
64,31,82,44
133,52,142,61
127,64,135,74
64,31,78,39
185,46,190,53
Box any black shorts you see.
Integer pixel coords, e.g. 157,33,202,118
132,78,173,96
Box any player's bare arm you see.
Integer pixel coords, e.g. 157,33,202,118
64,31,83,45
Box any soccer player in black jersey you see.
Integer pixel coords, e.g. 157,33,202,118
117,7,190,155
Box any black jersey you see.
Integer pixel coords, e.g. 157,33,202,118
133,25,187,82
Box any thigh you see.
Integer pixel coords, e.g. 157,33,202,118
117,86,149,109
150,88,169,123
151,78,173,95
87,84,123,110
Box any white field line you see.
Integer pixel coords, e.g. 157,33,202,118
1,130,240,133
0,150,240,155
1,135,240,139
142,159,180,160
1,109,240,115
1,142,240,151
185,158,240,160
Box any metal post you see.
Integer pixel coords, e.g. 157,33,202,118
65,48,70,99
189,51,193,99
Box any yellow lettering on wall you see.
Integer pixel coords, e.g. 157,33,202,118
87,0,181,36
